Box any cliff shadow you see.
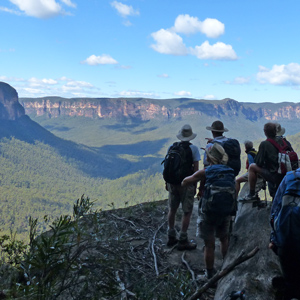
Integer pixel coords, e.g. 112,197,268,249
0,116,165,179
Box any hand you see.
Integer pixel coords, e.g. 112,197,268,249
205,138,213,144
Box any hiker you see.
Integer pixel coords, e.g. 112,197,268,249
241,122,285,202
203,120,229,168
276,123,292,148
182,143,236,279
203,120,241,176
276,123,298,169
163,124,200,250
235,140,265,198
198,120,240,199
269,169,300,299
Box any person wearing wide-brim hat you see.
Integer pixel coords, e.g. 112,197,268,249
165,124,200,251
203,120,229,168
181,143,233,280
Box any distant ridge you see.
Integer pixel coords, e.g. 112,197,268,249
20,96,300,123
0,82,161,179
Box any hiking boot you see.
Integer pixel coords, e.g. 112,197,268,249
177,239,197,251
197,268,217,287
239,193,259,203
167,236,178,247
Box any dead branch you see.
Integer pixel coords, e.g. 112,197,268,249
181,251,197,288
115,270,136,299
111,213,137,228
188,247,259,300
151,221,167,276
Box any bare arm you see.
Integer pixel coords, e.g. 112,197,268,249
181,168,205,187
193,161,199,173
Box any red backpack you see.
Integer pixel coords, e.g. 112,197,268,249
267,138,299,175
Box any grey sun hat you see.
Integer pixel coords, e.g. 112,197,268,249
275,123,286,136
176,124,197,141
206,120,228,132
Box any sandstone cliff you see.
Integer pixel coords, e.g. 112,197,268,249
20,96,300,123
0,82,25,120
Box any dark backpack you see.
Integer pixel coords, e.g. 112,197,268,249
272,170,300,252
200,164,236,216
162,142,193,185
213,138,241,176
267,138,299,175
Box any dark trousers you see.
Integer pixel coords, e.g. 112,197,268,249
279,249,300,299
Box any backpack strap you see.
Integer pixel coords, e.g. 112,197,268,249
266,138,287,151
248,149,257,157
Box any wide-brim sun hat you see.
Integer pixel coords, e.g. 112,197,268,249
276,125,286,136
176,124,197,141
206,143,228,165
206,120,228,132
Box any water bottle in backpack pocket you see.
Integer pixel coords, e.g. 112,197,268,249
200,164,237,216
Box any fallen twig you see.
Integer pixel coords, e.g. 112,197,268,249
115,270,136,299
181,251,197,288
151,221,167,276
111,213,137,228
188,246,259,300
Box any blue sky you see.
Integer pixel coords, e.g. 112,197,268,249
1,0,300,103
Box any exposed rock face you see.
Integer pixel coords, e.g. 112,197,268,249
20,96,300,122
0,82,25,120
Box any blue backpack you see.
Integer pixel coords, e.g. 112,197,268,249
273,170,300,251
200,164,237,216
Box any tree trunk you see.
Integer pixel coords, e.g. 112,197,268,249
214,200,282,300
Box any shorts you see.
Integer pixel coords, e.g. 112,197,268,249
198,213,231,241
259,168,284,185
168,184,196,213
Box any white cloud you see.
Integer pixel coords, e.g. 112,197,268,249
158,74,169,78
82,54,118,65
151,29,188,55
8,0,76,19
257,63,300,85
1,76,100,98
173,15,225,38
0,6,21,15
190,41,238,60
224,76,251,85
66,80,93,88
118,90,158,98
0,75,24,82
28,77,58,87
203,94,217,100
174,91,192,97
123,20,132,26
60,0,76,8
110,1,139,18
115,65,132,70
22,87,44,94
151,15,237,60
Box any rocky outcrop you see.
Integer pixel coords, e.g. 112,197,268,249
0,82,25,120
20,96,300,122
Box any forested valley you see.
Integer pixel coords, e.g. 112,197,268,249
0,136,166,239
